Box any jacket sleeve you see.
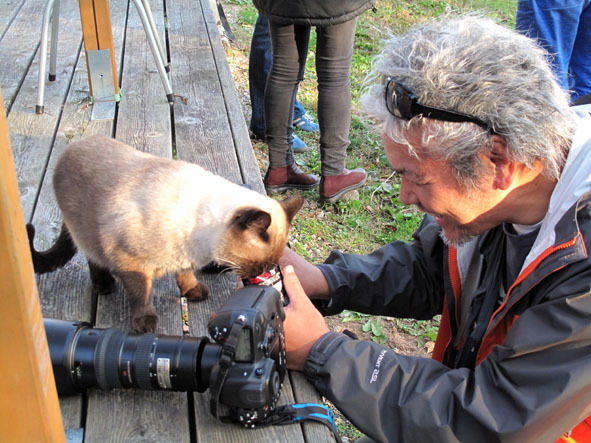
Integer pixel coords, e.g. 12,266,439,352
304,270,591,442
315,214,445,319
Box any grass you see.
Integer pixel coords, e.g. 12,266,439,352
222,1,518,439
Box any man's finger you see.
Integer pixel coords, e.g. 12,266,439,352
281,265,304,308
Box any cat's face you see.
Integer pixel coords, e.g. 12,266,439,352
215,196,304,278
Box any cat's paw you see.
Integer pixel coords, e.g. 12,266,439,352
184,282,210,301
132,311,159,333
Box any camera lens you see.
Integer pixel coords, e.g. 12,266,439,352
45,319,219,394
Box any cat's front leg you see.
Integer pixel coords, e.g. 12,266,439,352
176,269,210,301
119,270,158,332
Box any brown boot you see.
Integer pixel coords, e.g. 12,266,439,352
264,163,319,193
320,168,368,203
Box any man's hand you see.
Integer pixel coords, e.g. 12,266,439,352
279,247,330,299
282,265,330,371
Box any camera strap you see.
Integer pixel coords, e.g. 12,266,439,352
209,317,243,420
262,403,343,443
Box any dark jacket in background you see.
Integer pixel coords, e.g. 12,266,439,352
252,0,376,26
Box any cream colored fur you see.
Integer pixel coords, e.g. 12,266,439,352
49,135,302,332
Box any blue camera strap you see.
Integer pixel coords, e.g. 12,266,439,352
262,402,343,443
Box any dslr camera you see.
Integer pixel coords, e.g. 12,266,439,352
45,284,286,425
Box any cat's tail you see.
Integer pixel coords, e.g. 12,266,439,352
26,223,77,273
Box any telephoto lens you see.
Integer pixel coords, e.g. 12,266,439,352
44,285,286,424
45,319,219,394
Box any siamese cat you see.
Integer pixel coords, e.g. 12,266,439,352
28,136,303,332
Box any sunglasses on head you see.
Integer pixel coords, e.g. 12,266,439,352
384,78,492,132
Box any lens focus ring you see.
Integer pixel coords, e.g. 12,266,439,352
94,328,126,390
134,334,157,390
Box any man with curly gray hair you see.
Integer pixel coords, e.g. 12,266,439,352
279,15,591,442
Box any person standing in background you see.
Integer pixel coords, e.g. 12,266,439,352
248,12,320,153
254,0,375,203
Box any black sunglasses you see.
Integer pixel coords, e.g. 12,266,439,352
384,78,492,132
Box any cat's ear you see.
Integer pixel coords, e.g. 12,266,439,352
231,208,272,238
280,196,304,223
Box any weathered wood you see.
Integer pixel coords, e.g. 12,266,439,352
7,0,82,221
26,0,127,432
290,371,337,442
0,0,49,111
0,0,24,42
115,0,172,155
167,0,243,182
84,2,189,441
199,0,265,194
4,0,334,440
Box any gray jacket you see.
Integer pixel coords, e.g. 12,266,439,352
305,109,591,442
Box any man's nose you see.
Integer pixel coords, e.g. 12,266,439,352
399,178,418,206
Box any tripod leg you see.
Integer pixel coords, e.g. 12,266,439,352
49,0,60,81
132,0,174,104
36,0,57,114
141,0,168,72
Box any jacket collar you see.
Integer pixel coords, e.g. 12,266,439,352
522,110,591,271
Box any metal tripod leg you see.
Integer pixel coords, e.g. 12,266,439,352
131,0,174,104
36,0,59,114
49,0,60,81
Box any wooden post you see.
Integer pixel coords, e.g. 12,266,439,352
0,88,65,441
78,0,119,98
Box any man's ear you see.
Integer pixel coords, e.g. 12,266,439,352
488,136,515,190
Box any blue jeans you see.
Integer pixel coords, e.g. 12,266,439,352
516,0,591,101
248,13,305,136
265,18,357,174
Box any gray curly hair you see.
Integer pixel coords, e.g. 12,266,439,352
360,14,577,188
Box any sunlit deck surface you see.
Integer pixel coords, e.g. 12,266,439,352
2,0,333,440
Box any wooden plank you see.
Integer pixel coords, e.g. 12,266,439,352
0,85,66,443
0,0,24,42
84,1,188,441
167,0,243,183
198,2,334,441
199,0,264,194
167,0,305,439
7,0,82,221
0,0,48,111
290,371,337,442
26,0,129,432
115,0,172,154
92,0,119,95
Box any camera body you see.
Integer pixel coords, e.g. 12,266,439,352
45,285,286,425
208,284,286,422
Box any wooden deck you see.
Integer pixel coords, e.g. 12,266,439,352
1,0,333,441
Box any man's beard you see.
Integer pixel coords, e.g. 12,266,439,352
439,226,476,248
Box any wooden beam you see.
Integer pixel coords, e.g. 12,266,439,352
92,0,119,96
0,87,65,441
78,0,119,97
